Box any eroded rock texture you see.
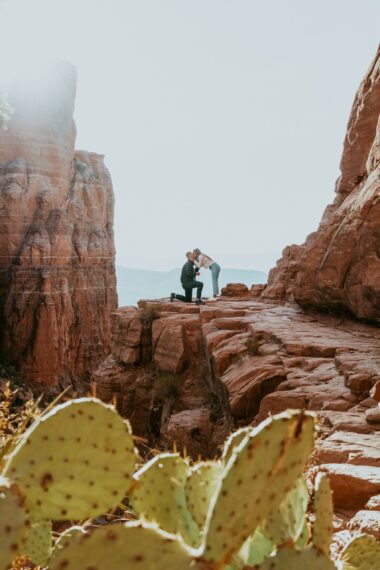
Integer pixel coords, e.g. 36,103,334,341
94,293,380,544
264,46,380,321
0,62,117,388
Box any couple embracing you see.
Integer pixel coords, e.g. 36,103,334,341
170,249,221,305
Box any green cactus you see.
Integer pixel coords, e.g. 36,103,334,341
221,427,251,465
256,545,335,569
185,461,223,528
0,477,28,569
202,410,315,566
130,453,200,547
312,472,333,556
2,398,136,520
239,528,274,566
50,526,87,563
25,519,52,566
295,518,310,549
262,476,309,546
49,520,195,570
338,533,380,569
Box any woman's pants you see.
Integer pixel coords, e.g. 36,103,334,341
210,263,221,296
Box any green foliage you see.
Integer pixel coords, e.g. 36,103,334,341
0,398,379,569
185,461,223,528
338,533,380,569
130,453,200,547
312,472,333,556
25,520,52,566
245,336,261,355
50,525,87,563
139,305,161,324
203,410,315,566
0,478,28,568
221,426,251,465
3,398,136,520
153,373,182,400
256,545,335,569
49,521,195,570
262,476,309,546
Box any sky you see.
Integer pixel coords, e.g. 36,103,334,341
0,1,379,272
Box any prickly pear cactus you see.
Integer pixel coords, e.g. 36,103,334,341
256,545,335,569
130,453,200,547
202,410,315,566
262,476,309,546
50,526,87,563
312,472,333,556
49,521,195,570
2,398,136,520
185,461,223,528
0,478,28,569
222,427,251,465
239,528,274,566
338,533,380,569
295,518,310,549
25,519,52,566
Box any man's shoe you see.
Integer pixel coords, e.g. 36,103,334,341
170,293,175,302
195,299,205,305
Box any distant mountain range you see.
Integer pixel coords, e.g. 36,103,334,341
116,266,267,307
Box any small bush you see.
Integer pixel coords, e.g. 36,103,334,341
153,373,181,400
245,336,261,356
138,305,161,324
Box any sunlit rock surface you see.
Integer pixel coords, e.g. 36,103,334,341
264,46,380,322
0,61,117,387
93,293,380,540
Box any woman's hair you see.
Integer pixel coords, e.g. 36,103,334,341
193,248,201,256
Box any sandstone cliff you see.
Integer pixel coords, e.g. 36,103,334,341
264,46,380,322
92,47,380,546
0,61,117,388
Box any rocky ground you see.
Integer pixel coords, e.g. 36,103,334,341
93,284,380,549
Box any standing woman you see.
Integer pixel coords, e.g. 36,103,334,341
193,248,221,301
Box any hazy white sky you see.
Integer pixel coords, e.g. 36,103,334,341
0,1,379,271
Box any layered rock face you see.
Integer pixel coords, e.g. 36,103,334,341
0,62,117,388
264,46,380,321
94,292,380,545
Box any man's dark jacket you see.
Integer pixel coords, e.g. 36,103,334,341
181,260,198,286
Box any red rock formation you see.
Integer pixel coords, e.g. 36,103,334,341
93,295,380,543
0,61,117,388
264,46,380,322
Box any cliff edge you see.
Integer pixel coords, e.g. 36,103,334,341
264,46,380,322
0,61,117,389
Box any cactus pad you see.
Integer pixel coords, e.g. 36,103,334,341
257,545,335,569
312,472,333,556
339,533,380,569
50,526,87,563
203,410,315,565
185,461,223,528
0,478,28,569
3,398,136,520
25,519,52,566
130,453,200,547
239,529,274,566
222,427,251,465
49,520,195,570
263,476,309,545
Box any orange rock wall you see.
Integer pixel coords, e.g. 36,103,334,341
0,62,117,388
264,46,380,322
